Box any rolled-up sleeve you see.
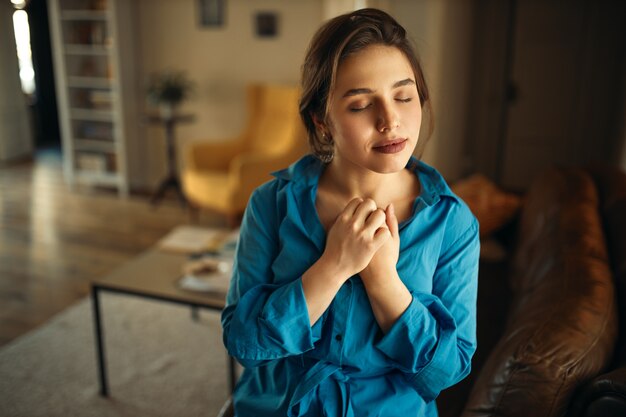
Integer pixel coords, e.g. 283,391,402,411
221,182,322,368
375,214,479,401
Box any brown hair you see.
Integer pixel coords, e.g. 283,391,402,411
299,8,433,162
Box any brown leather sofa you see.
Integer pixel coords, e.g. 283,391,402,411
438,165,626,417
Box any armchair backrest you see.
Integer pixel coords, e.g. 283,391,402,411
246,84,307,156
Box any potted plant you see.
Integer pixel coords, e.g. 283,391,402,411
146,70,194,119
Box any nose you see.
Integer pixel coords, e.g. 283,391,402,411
376,101,399,133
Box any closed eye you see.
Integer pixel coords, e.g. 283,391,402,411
349,103,372,112
396,97,412,103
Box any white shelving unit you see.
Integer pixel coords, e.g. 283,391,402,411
48,0,139,197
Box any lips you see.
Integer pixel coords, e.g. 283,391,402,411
372,138,407,154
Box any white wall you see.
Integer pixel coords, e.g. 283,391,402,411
135,0,321,187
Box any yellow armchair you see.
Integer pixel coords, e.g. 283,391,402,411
181,84,308,222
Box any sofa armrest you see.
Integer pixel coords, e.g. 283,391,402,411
568,368,626,417
461,168,618,417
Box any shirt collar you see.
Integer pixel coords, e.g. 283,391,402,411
272,154,322,187
272,154,458,205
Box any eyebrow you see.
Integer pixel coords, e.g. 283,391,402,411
342,78,416,97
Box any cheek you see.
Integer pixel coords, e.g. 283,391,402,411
404,104,422,133
330,115,369,144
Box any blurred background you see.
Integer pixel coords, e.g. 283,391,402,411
1,2,625,412
3,0,624,192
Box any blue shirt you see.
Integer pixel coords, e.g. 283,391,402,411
222,155,479,417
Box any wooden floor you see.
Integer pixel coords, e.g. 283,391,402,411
0,149,226,347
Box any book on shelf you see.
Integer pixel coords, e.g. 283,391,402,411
89,90,113,109
76,152,107,172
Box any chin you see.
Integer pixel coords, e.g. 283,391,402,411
369,154,412,174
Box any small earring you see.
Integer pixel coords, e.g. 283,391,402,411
319,133,334,163
319,151,334,163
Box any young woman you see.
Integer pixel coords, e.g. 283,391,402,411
222,8,479,416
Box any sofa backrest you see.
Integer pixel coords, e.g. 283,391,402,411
588,166,626,367
462,168,618,417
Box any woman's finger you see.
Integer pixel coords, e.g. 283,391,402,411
373,223,391,246
352,198,378,228
338,197,364,222
364,208,387,232
386,203,399,238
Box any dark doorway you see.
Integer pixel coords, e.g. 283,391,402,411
468,0,626,190
25,0,60,151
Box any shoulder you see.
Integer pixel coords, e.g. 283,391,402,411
249,154,321,206
245,154,321,226
247,179,280,219
442,199,479,245
271,154,323,185
410,159,478,236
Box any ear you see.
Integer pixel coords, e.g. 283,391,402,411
312,113,327,134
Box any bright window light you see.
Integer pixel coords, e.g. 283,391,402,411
13,9,36,95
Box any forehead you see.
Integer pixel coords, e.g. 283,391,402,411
334,45,414,91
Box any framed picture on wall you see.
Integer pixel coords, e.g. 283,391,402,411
198,0,225,28
254,11,279,38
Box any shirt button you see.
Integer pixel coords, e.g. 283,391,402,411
335,334,343,342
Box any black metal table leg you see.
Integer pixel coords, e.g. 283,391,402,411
92,287,109,397
191,306,200,321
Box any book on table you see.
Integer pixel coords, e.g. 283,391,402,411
156,225,239,293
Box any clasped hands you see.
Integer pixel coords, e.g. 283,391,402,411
323,198,400,285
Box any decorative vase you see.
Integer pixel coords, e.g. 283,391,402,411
159,102,176,120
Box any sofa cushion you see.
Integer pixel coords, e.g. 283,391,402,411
568,367,626,417
462,168,618,417
451,174,522,238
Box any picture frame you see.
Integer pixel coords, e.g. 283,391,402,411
254,11,279,38
198,0,225,28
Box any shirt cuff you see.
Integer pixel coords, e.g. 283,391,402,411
374,295,429,369
258,278,318,353
374,292,458,401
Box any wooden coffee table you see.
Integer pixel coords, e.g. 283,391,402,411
90,248,235,397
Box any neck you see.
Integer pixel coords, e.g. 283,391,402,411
322,156,406,204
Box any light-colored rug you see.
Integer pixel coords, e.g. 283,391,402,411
0,293,232,417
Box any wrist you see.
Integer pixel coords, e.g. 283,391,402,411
314,254,352,286
361,267,400,291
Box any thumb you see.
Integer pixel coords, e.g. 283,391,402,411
386,203,399,238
